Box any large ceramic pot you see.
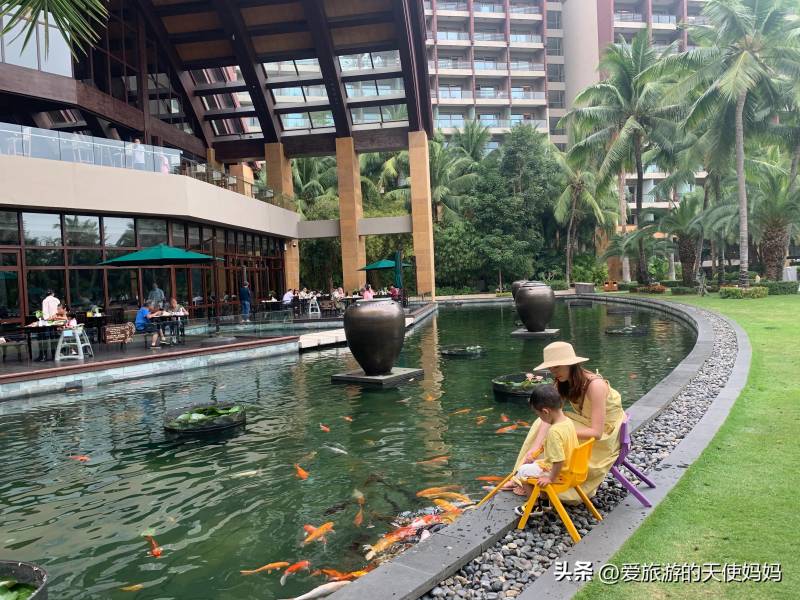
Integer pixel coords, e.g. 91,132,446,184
0,561,48,599
515,281,555,332
511,280,528,300
344,299,405,375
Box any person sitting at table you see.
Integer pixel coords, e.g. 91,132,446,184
362,284,375,300
135,301,167,348
282,289,294,307
389,285,400,302
164,297,188,343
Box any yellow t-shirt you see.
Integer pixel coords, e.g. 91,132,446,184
536,418,578,472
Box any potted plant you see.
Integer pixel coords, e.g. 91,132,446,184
492,372,554,400
164,403,246,434
0,561,48,599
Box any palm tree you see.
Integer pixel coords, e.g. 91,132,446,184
291,157,338,216
662,0,800,286
553,150,609,285
653,191,705,286
450,120,492,163
564,30,677,284
1,0,107,55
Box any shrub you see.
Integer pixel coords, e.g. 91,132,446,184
548,280,568,291
719,286,769,299
635,284,667,294
759,280,799,295
572,255,609,286
670,286,695,295
495,291,512,298
616,281,639,292
661,280,681,288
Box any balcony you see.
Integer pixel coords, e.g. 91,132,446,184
429,59,473,70
474,2,506,13
436,0,468,10
436,31,470,41
475,89,509,99
509,34,543,44
652,14,678,24
475,60,507,72
686,15,710,25
614,12,646,25
474,31,507,42
509,61,545,72
436,117,467,130
509,4,542,15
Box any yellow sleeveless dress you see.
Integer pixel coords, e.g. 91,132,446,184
512,377,624,503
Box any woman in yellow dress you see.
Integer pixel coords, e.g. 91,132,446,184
506,341,624,503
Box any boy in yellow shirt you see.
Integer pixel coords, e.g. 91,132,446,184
513,384,578,516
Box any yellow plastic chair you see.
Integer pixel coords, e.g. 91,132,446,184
516,438,603,542
477,447,543,508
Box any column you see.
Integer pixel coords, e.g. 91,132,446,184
336,137,366,292
265,142,299,291
229,162,253,197
408,130,436,299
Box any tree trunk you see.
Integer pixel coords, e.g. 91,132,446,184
710,239,718,284
565,192,578,285
718,237,725,287
668,251,676,281
735,91,750,287
761,225,790,281
634,135,648,283
789,145,800,193
678,236,697,286
693,181,710,280
618,172,631,282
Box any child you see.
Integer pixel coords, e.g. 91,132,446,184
512,385,579,516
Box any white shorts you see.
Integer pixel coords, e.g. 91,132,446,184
516,463,547,479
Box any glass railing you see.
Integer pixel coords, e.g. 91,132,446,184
509,4,542,14
686,15,709,25
509,34,543,43
435,89,473,99
436,118,466,128
476,89,509,98
479,119,511,127
433,59,473,69
475,61,505,70
652,14,678,24
474,32,507,41
614,12,644,22
474,3,505,13
0,122,183,174
0,122,294,212
509,61,544,71
510,90,546,99
437,31,470,40
437,1,468,10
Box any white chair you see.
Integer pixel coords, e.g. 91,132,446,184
54,326,94,362
307,297,321,319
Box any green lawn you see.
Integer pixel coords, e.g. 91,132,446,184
576,294,800,600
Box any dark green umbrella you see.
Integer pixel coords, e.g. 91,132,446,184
100,244,218,265
358,258,412,271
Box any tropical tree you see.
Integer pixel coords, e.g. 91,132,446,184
653,191,705,286
291,157,338,216
1,1,107,55
450,120,492,163
564,30,678,284
553,150,609,285
662,0,800,286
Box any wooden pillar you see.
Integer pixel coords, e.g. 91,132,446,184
408,130,436,299
229,162,253,198
265,142,299,290
206,147,222,170
336,137,366,293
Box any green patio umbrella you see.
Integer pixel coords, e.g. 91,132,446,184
358,258,412,271
100,244,218,265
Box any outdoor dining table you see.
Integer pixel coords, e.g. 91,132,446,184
150,313,187,345
80,315,107,343
23,321,66,360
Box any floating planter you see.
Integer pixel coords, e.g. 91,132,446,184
0,561,48,599
492,372,554,400
605,325,648,336
164,403,246,434
440,345,486,358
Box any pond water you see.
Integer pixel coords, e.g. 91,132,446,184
0,302,694,599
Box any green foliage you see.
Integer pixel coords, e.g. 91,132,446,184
572,255,609,286
648,256,671,282
719,286,769,299
758,281,798,295
635,284,667,294
495,291,512,298
661,280,681,288
670,286,696,295
616,281,640,292
548,280,569,291
436,285,480,296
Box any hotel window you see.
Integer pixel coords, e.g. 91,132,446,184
546,11,562,29
547,63,564,82
546,37,563,56
548,90,565,108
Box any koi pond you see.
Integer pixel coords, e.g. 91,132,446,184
0,302,695,599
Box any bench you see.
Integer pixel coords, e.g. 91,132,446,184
0,324,26,362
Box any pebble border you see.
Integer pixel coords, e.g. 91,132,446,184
328,296,747,600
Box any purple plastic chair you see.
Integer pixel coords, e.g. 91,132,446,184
611,413,656,507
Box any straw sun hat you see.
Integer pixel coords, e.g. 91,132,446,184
534,341,589,371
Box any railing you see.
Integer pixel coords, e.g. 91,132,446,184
510,90,546,99
509,61,544,71
474,2,506,13
614,12,644,22
509,4,542,14
436,118,466,128
435,88,473,99
476,89,509,98
479,118,512,128
509,33,543,43
686,15,709,25
436,0,468,10
474,31,507,41
511,118,547,129
0,122,294,212
437,30,470,40
475,61,505,70
652,14,678,24
430,59,473,69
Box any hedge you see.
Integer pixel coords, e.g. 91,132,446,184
670,286,695,295
548,280,569,291
661,280,681,288
719,286,769,299
759,280,799,295
634,284,667,294
616,281,639,292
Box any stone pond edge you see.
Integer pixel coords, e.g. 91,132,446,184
328,294,750,600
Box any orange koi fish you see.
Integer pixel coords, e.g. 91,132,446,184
500,414,510,423
342,416,354,422
314,568,349,580
450,408,471,415
353,489,365,505
516,420,530,427
69,454,90,462
476,416,488,425
433,498,463,514
629,373,638,379
409,513,444,529
415,455,449,465
144,535,162,558
475,475,505,483
240,561,290,575
495,424,519,434
425,394,435,401
364,526,418,560
120,584,144,592
280,560,311,586
353,507,364,527
303,522,334,545
319,423,330,432
425,491,471,503
416,485,461,497
478,407,495,413
294,463,310,480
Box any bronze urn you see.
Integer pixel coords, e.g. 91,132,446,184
344,299,405,375
515,281,555,332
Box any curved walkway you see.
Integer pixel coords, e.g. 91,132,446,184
328,295,750,600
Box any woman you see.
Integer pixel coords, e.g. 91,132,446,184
508,341,624,503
